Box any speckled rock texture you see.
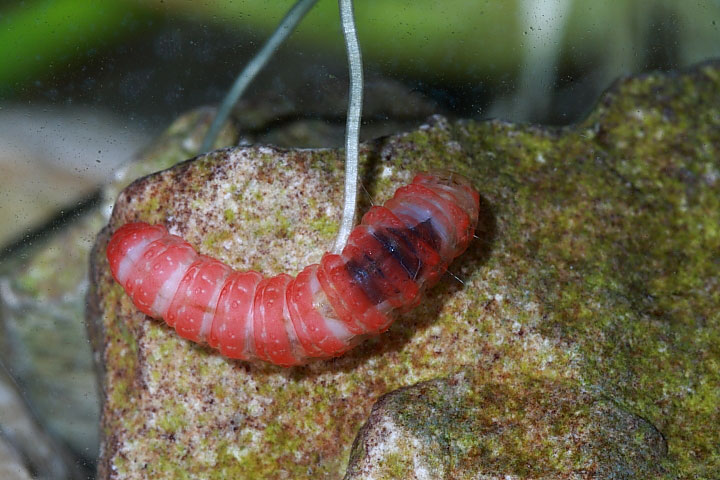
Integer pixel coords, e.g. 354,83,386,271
88,61,720,479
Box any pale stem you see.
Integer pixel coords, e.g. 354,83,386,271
199,0,319,153
333,0,363,254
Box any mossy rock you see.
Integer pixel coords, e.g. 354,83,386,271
88,60,720,479
346,369,667,479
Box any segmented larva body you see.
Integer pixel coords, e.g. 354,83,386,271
107,172,479,366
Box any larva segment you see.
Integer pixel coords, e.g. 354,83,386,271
413,172,480,242
252,274,302,366
341,239,405,310
320,253,394,333
122,236,191,317
166,257,232,342
395,183,472,255
106,172,480,365
343,226,421,310
286,265,352,358
359,207,444,290
147,242,199,318
313,259,368,335
208,271,262,360
384,195,456,261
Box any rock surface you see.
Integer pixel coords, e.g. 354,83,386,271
345,370,667,479
88,61,720,479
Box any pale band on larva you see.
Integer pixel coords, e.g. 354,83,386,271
107,172,480,366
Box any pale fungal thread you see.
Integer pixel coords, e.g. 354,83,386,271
333,0,364,254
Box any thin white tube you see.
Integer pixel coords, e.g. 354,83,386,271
333,0,364,254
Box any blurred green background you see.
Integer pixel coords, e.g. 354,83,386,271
2,0,719,115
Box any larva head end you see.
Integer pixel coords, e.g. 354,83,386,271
412,170,480,229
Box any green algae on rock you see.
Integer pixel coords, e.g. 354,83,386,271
88,61,720,479
454,61,720,478
346,369,667,479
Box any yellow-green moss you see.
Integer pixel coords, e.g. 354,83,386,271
157,402,188,433
453,62,720,477
202,229,233,249
309,215,339,237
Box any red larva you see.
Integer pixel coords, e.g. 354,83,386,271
107,172,480,366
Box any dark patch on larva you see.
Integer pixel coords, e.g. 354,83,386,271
408,218,442,252
342,215,444,307
345,258,388,305
370,229,419,281
384,227,430,277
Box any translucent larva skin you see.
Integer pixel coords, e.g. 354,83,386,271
107,172,480,366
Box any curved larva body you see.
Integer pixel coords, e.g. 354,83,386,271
107,172,480,366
